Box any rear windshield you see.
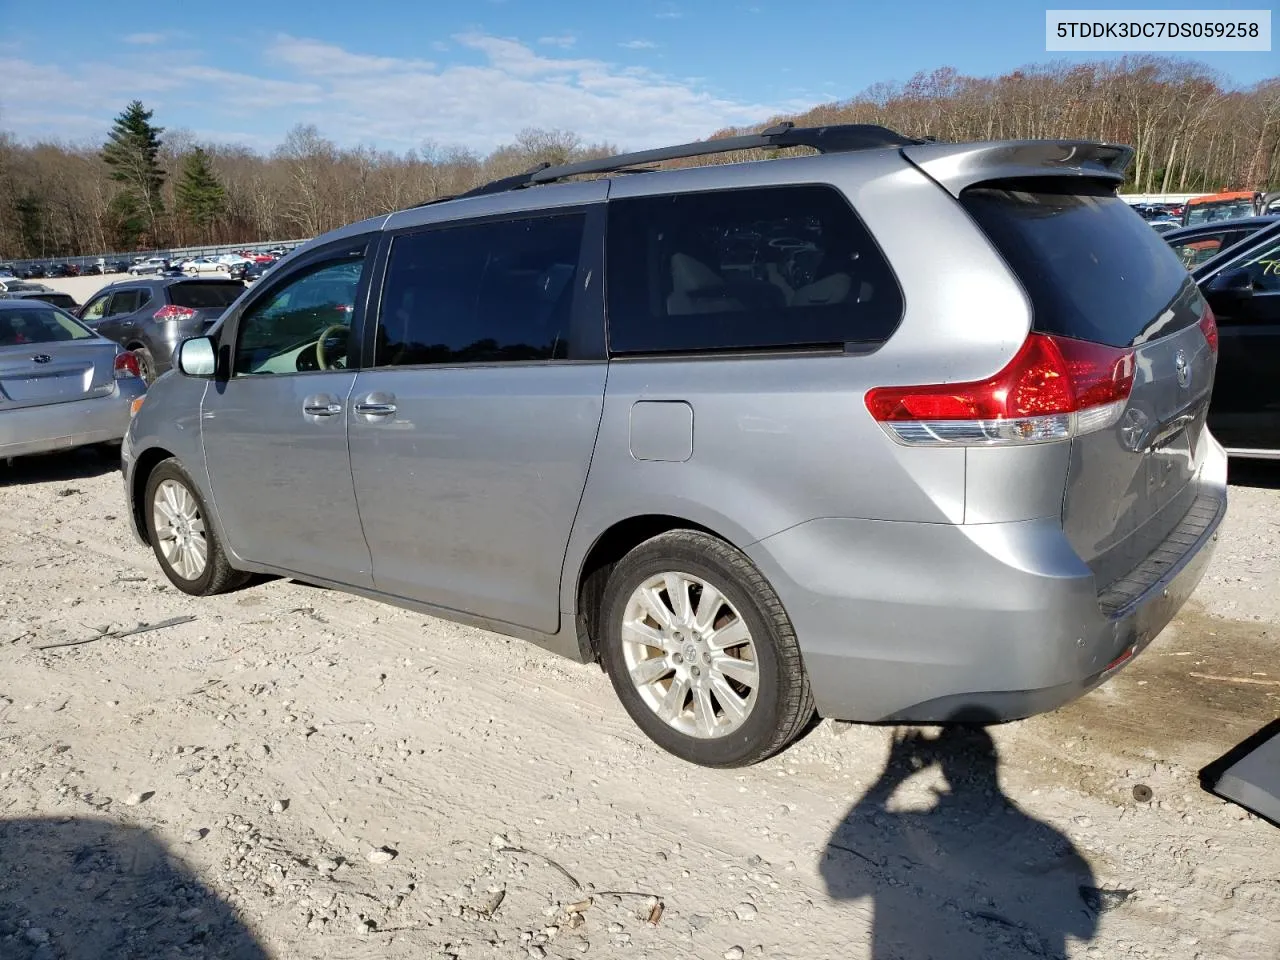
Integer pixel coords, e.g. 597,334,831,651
961,180,1201,348
0,307,94,345
33,293,77,309
169,281,244,309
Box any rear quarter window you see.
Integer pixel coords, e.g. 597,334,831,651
961,180,1202,347
605,184,902,354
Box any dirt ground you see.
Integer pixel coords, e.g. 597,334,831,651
1,449,1278,960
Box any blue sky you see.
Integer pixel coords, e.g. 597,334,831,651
2,0,1275,153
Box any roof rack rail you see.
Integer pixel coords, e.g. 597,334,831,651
453,122,923,200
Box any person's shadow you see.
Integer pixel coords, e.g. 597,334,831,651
821,710,1101,959
0,817,269,960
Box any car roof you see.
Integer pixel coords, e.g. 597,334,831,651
0,297,70,310
1162,214,1280,242
288,130,1133,259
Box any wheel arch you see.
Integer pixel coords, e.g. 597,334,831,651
571,513,732,662
129,446,178,546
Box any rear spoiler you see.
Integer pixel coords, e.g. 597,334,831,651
901,140,1134,198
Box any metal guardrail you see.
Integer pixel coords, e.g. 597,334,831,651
2,238,313,273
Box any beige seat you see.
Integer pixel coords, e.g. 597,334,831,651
667,253,743,315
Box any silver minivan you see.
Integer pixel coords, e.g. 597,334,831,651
122,124,1226,766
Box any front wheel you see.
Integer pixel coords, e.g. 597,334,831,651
144,459,250,596
599,530,814,767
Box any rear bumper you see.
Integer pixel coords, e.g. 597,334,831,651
0,379,145,459
746,438,1228,724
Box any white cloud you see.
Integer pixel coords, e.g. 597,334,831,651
124,32,165,45
270,35,432,76
537,35,577,48
1,33,811,153
619,40,658,50
655,4,683,19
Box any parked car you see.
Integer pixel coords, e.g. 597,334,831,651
181,257,233,276
0,289,80,311
108,259,133,274
19,263,48,280
78,277,245,383
129,258,171,276
241,260,274,284
1161,215,1280,270
0,299,146,460
48,262,80,277
1181,190,1280,226
123,126,1225,766
1189,219,1280,458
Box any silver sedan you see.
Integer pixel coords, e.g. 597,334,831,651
0,300,146,459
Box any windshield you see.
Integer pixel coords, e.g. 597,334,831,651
1185,200,1257,225
0,306,95,345
169,281,244,309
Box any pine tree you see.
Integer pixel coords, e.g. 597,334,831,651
101,100,165,247
175,147,227,240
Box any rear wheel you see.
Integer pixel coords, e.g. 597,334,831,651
599,530,814,767
133,347,156,385
144,459,249,596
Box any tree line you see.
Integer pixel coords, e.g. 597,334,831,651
1,56,1277,260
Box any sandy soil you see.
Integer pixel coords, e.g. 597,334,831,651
0,450,1277,960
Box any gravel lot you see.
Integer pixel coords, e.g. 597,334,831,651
2,285,1278,959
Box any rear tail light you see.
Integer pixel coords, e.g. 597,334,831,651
154,304,198,322
114,351,141,380
865,333,1135,446
1199,303,1218,354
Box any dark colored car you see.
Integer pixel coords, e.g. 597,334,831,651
1163,215,1280,270
19,264,48,279
77,277,245,383
1192,219,1280,458
48,262,80,277
242,260,275,283
0,289,80,311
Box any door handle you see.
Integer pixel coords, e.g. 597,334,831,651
354,393,397,417
303,395,342,417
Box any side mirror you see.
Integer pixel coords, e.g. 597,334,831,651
176,336,217,377
1206,268,1254,297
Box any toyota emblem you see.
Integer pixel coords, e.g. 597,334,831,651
32,354,52,364
1174,350,1191,388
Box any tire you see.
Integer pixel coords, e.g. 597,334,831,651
133,347,157,385
143,458,249,596
599,530,815,767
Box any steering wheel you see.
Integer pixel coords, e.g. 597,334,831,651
314,324,350,371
